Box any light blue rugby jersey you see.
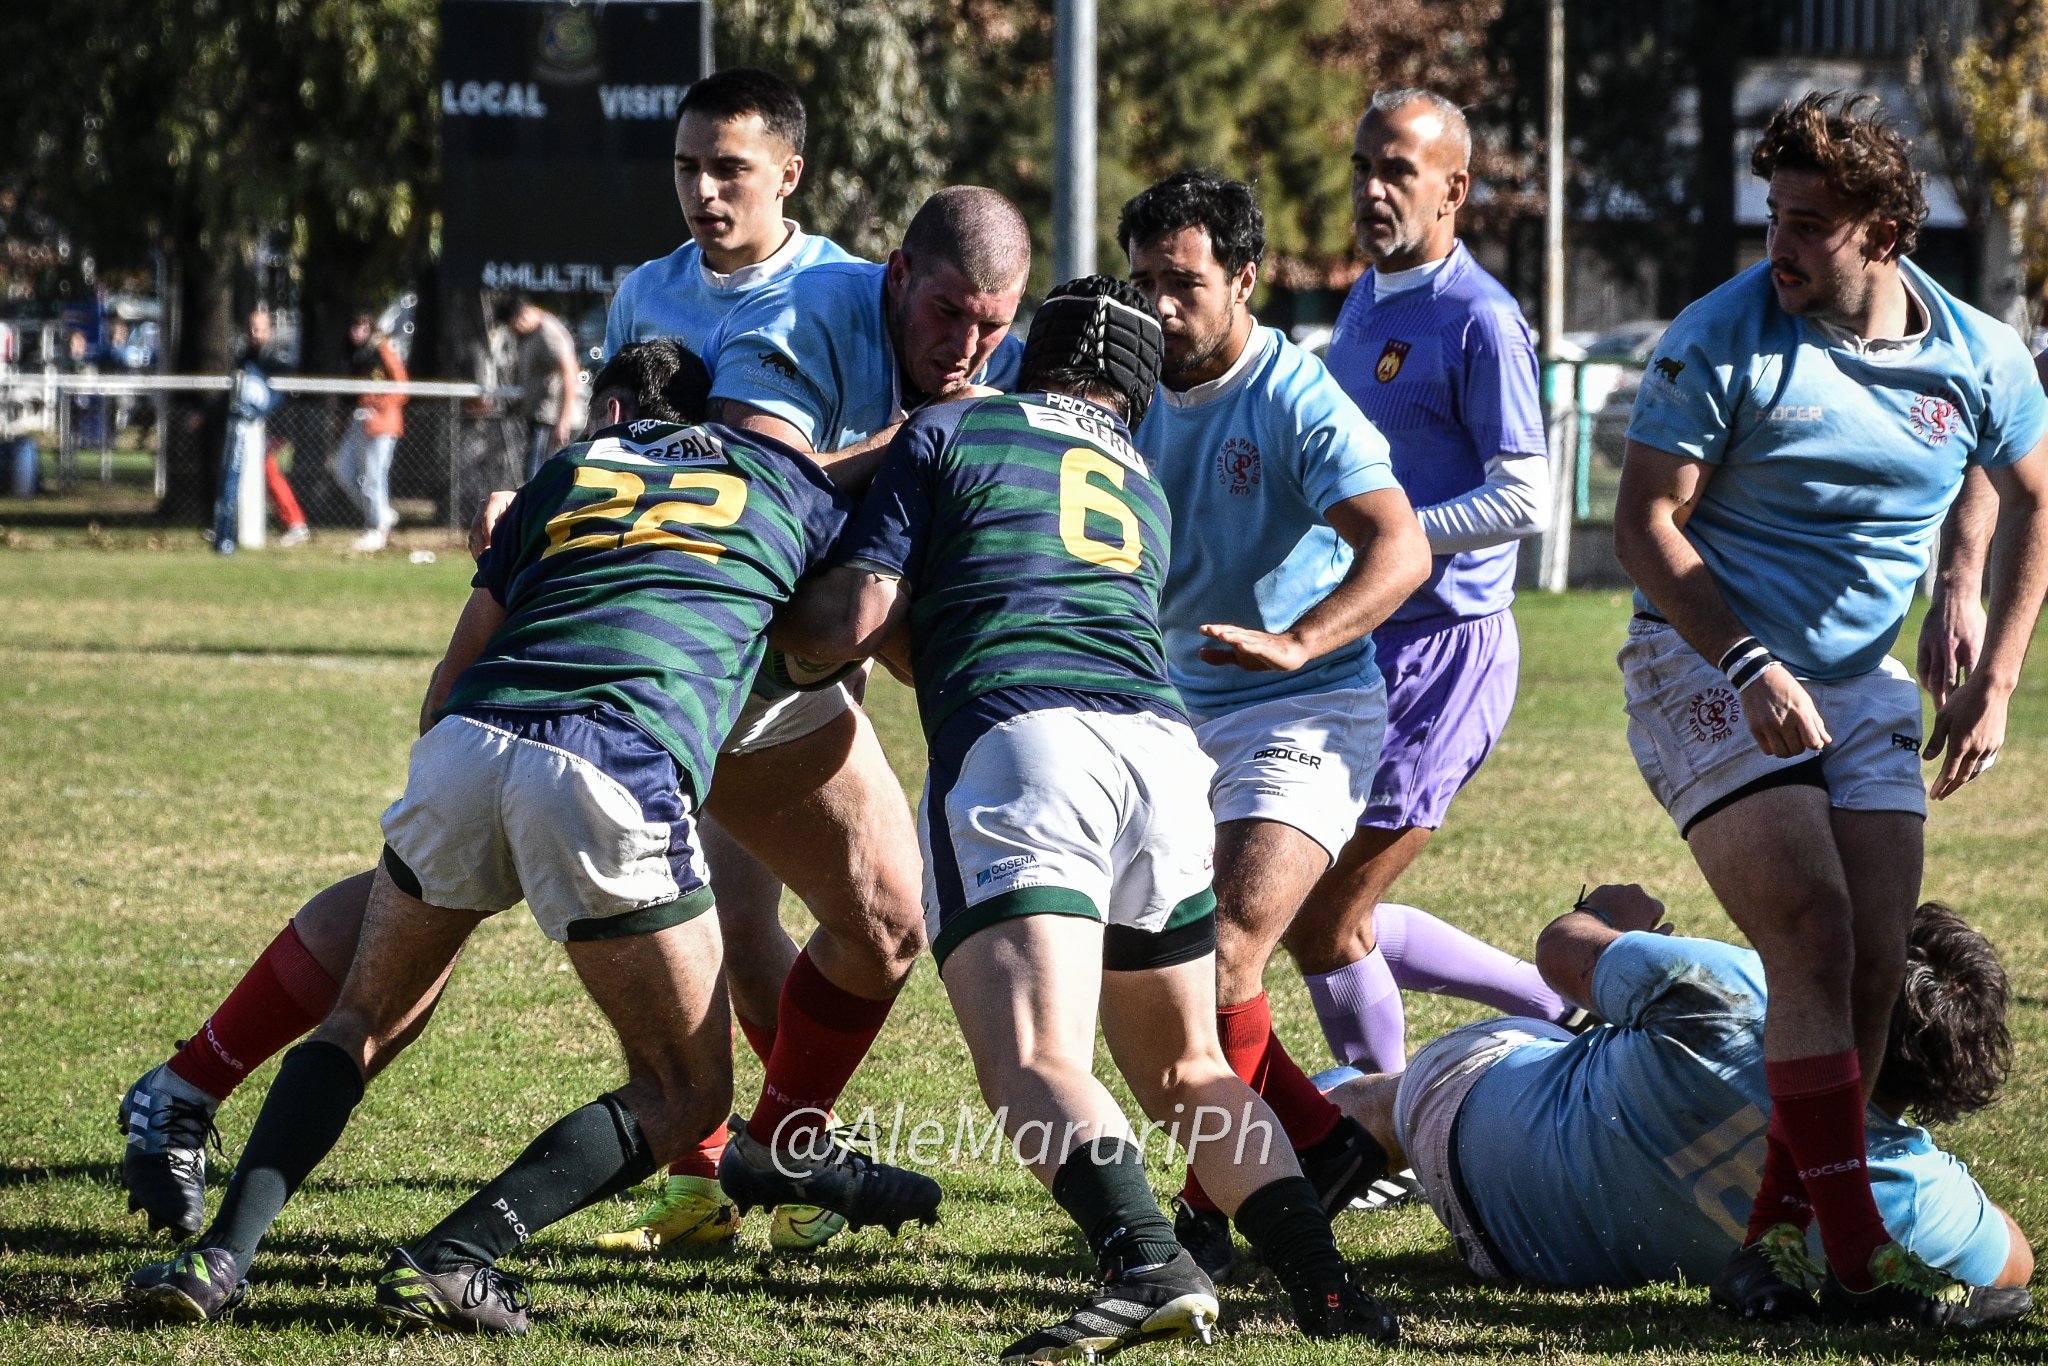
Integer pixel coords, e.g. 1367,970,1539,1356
1134,325,1400,714
602,223,860,361
1627,258,2048,679
705,260,1024,452
1451,933,2010,1289
1328,244,1547,624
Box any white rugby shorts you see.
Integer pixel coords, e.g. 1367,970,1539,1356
719,678,855,756
1191,680,1389,860
381,710,713,944
1619,619,1925,833
920,705,1218,967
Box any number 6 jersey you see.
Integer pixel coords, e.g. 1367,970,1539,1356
836,392,1183,737
444,419,851,801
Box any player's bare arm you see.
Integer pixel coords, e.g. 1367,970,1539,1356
1924,438,2048,800
1532,882,1672,1011
419,587,506,734
1197,486,1430,672
718,388,1001,494
1614,438,1831,757
775,565,908,663
1918,465,1995,706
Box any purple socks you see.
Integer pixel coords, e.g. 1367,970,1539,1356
1304,950,1407,1073
1305,903,1573,1074
1376,902,1570,1022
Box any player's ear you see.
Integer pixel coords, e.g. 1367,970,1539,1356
886,249,912,298
1442,167,1472,217
779,152,804,200
1232,258,1258,306
1863,215,1901,263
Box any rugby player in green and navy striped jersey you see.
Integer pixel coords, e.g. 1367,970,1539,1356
779,278,1399,1362
125,340,935,1336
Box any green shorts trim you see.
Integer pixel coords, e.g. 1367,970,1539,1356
563,885,716,942
1164,887,1217,931
931,885,1101,968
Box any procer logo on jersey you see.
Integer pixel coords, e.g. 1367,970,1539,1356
1252,746,1323,769
1023,395,1148,472
976,854,1038,887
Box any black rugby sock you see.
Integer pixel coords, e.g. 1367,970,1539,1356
410,1094,655,1272
1234,1175,1346,1301
1051,1137,1183,1277
200,1039,366,1278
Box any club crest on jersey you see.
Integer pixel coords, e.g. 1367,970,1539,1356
1908,395,1960,447
1375,339,1411,383
1684,687,1741,745
1217,437,1261,495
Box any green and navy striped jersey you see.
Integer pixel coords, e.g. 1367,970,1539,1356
838,392,1181,735
443,420,850,798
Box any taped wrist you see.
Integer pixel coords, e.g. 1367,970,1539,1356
1719,636,1778,691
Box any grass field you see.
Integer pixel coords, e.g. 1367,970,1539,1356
1,544,2044,1364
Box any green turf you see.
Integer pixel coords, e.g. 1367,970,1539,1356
0,546,2042,1363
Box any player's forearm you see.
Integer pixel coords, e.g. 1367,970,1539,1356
1933,466,1996,599
810,427,902,495
1614,508,1752,664
1286,522,1430,659
1417,452,1551,554
1973,485,2048,692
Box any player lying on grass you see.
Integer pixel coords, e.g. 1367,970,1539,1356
1319,883,2033,1332
777,276,1400,1362
122,340,935,1334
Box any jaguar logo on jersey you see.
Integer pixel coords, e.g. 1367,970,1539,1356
1374,338,1411,383
1908,395,1961,447
1217,438,1262,495
1684,687,1741,745
1654,357,1687,385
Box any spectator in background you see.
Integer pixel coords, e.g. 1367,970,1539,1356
332,311,410,552
495,293,581,478
61,327,107,450
213,307,286,556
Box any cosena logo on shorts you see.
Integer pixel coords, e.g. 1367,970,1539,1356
1215,438,1261,496
976,854,1038,887
1684,687,1741,745
1252,745,1323,768
1908,395,1961,446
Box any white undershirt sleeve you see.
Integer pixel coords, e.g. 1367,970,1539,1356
1416,451,1553,555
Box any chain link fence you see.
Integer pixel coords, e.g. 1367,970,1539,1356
0,372,523,533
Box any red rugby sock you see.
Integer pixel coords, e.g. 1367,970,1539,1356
667,1121,728,1181
167,922,338,1101
1744,1104,1814,1243
1179,994,1341,1212
1767,1049,1888,1289
736,1011,778,1064
744,950,893,1146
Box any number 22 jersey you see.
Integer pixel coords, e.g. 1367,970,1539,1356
444,419,850,800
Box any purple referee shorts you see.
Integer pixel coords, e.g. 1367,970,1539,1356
1360,608,1520,832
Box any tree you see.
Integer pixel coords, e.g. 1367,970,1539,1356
0,0,434,373
1913,0,2048,325
716,0,954,262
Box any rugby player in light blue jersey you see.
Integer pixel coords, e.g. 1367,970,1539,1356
707,185,1028,486
1117,170,1433,1280
588,64,929,1261
601,68,859,362
1321,884,2034,1329
1614,93,2048,1330
1295,90,1567,1108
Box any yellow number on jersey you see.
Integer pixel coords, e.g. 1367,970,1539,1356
624,473,749,564
1058,447,1143,573
541,467,750,565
